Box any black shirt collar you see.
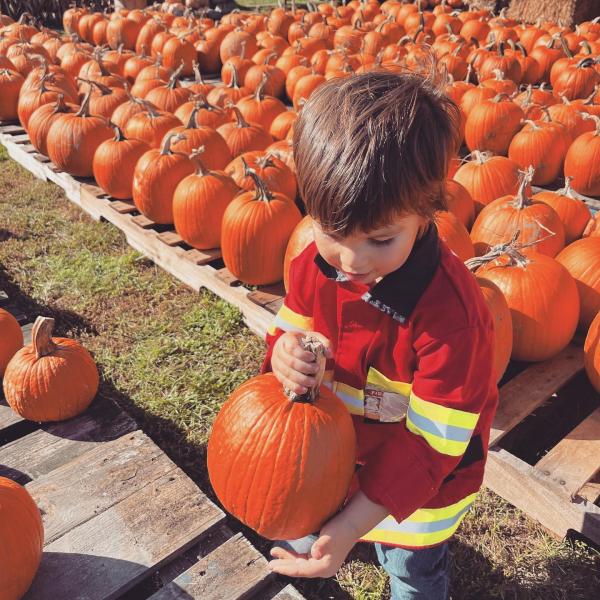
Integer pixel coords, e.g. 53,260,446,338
314,223,440,323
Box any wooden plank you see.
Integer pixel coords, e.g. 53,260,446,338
132,214,157,229
184,248,222,266
0,397,25,431
26,429,178,545
22,321,33,345
577,481,600,505
0,397,137,485
25,467,224,600
535,408,600,498
0,124,24,134
109,200,137,214
271,585,306,600
148,533,275,600
158,231,184,247
2,137,49,181
10,133,30,143
484,446,600,545
490,345,584,445
215,267,242,286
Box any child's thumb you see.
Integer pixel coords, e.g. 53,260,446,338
310,538,327,560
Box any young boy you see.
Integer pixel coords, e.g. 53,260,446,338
262,71,499,599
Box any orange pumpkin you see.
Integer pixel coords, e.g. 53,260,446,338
473,242,579,362
217,106,273,157
470,167,565,257
584,310,600,393
221,166,301,285
0,308,23,377
3,316,99,421
0,477,44,600
564,114,600,197
93,124,150,200
207,338,356,539
132,132,195,224
533,177,592,244
283,215,314,291
173,149,240,250
556,237,600,329
435,211,475,261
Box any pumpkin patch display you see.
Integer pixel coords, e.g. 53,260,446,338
3,316,99,421
207,336,356,540
0,476,44,600
0,308,23,377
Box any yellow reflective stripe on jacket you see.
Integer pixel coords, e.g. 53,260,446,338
360,492,478,547
406,392,478,456
267,304,314,335
333,381,364,416
366,367,412,398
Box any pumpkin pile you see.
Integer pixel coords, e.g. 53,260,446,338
0,2,600,378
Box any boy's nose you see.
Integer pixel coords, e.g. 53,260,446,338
339,248,368,273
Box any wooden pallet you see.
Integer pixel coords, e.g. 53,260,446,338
2,124,600,549
0,124,285,338
0,294,304,600
485,346,600,546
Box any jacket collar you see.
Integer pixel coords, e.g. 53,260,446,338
314,223,440,323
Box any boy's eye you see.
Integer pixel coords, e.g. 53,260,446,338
369,238,394,246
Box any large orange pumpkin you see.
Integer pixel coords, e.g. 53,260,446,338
564,114,600,196
207,338,356,539
283,215,315,291
470,167,565,257
173,149,240,250
556,237,600,329
46,92,113,177
0,477,44,600
473,240,579,362
435,211,475,261
584,310,600,393
533,177,592,245
0,308,23,377
3,316,99,422
221,166,301,285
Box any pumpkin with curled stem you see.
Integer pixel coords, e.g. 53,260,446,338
3,317,99,422
207,336,356,540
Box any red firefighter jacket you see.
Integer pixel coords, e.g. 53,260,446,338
262,224,499,548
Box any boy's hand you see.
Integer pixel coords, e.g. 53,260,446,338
268,515,358,579
271,331,333,395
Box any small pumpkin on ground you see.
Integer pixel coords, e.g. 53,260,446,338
3,316,99,421
207,336,356,540
0,476,44,600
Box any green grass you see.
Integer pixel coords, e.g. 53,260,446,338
0,144,599,599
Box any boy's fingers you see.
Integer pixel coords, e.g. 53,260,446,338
307,331,334,358
280,376,307,395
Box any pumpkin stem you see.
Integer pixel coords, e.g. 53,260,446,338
227,62,240,89
192,60,204,84
255,72,269,101
167,62,184,89
230,105,250,128
190,146,209,176
581,112,600,135
111,122,126,142
75,89,93,118
242,158,274,202
78,77,112,96
465,230,530,271
514,166,535,209
32,316,57,359
160,132,186,155
561,176,577,198
285,335,326,403
51,93,70,115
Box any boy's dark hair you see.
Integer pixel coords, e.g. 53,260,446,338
292,70,461,235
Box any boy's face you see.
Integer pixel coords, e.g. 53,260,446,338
312,213,429,286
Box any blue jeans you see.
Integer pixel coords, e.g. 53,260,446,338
272,535,450,600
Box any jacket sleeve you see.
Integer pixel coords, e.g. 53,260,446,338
261,244,318,374
357,323,498,522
